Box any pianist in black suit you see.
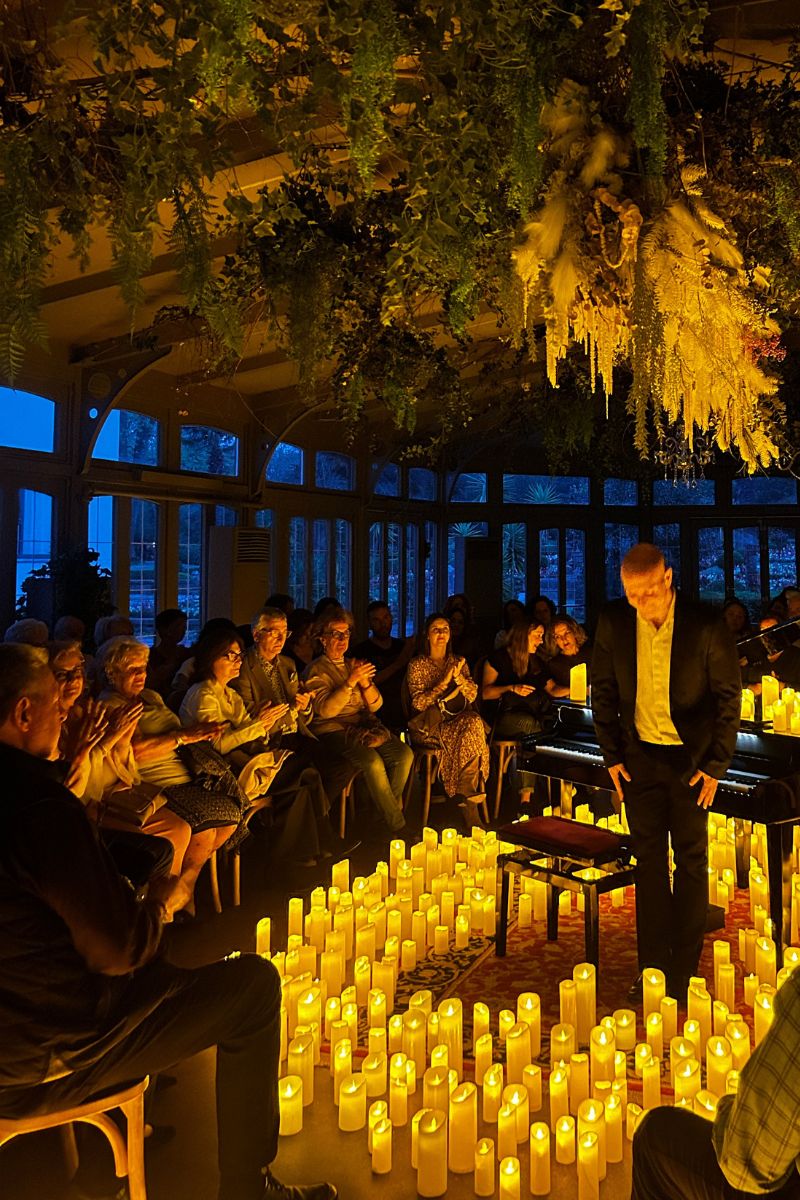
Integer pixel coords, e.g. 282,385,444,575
592,543,741,998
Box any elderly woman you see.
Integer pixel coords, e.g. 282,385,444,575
407,613,489,825
49,639,192,914
180,627,331,866
545,614,592,699
305,608,411,834
482,619,552,737
99,637,242,913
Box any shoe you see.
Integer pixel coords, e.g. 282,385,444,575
263,1166,337,1200
626,973,644,1004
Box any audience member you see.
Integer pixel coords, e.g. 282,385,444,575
0,643,336,1200
529,595,557,655
265,593,295,616
93,614,134,648
721,598,754,641
147,608,191,697
494,599,527,650
305,609,411,833
166,617,238,711
406,613,489,828
351,601,415,730
284,608,315,674
482,619,552,736
446,605,482,668
546,613,592,697
53,614,86,643
4,618,49,645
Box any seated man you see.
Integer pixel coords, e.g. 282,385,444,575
631,966,800,1199
351,600,415,730
0,643,335,1200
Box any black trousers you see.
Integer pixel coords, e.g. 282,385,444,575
623,741,709,982
632,1107,800,1200
0,956,281,1195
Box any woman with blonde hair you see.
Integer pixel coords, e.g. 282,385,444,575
545,614,592,698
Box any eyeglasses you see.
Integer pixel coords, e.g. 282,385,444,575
54,666,85,684
257,626,286,638
223,650,244,663
324,630,350,641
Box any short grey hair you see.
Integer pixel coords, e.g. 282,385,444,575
252,606,288,632
4,619,49,646
100,636,149,682
0,644,51,722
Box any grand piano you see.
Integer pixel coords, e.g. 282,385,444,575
516,616,800,947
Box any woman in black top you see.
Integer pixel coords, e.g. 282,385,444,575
546,614,592,698
481,620,552,737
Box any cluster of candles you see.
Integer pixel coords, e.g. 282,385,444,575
741,678,800,730
257,818,798,1196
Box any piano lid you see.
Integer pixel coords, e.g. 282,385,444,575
737,615,800,662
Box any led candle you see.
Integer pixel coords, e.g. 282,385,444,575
411,1108,427,1169
498,1009,515,1042
370,1116,392,1174
741,688,755,721
569,1053,590,1116
368,1099,388,1152
278,1075,303,1136
754,986,776,1044
474,1138,495,1197
634,1042,652,1078
416,1108,448,1199
389,839,405,877
670,1036,695,1088
455,913,470,948
726,1069,740,1094
255,916,271,957
589,1025,615,1086
560,979,578,1029
549,1065,569,1130
705,1036,732,1097
744,973,759,1007
645,1012,664,1061
643,967,666,1019
423,1066,451,1112
613,1008,636,1052
574,963,597,1045
642,1056,661,1111
388,1013,404,1054
355,923,377,963
773,699,788,732
626,1102,643,1140
498,1155,521,1200
448,1081,478,1173
287,1032,314,1106
338,1073,367,1131
756,936,777,988
693,1090,718,1121
362,1051,387,1097
712,1000,730,1039
660,996,678,1044
523,1064,542,1112
516,992,541,1056
674,1057,701,1104
505,1022,531,1085
473,1001,491,1044
497,1103,517,1161
529,1123,551,1196
483,1063,505,1123
503,1084,530,1144
614,1050,627,1081
320,950,343,999
438,998,464,1078
518,893,532,927
342,1001,358,1048
472,1033,492,1091
605,1093,623,1164
403,1009,427,1075
570,662,588,704
332,1037,352,1104
762,675,780,716
551,1022,576,1067
683,1019,702,1061
726,1018,751,1071
578,1099,607,1181
287,896,303,938
368,988,387,1030
555,1114,576,1164
577,1131,600,1200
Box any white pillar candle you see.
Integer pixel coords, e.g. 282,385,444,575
529,1123,550,1196
496,1104,518,1161
389,1075,408,1125
693,1090,719,1121
713,1000,730,1038
388,1013,404,1053
338,1073,367,1131
744,973,759,1007
577,1098,607,1181
287,1032,314,1106
368,988,387,1030
673,1057,701,1104
523,1064,542,1112
605,1093,623,1163
498,1009,515,1042
626,1102,643,1140
287,896,303,938
589,1025,615,1086
430,1043,449,1070
754,986,776,1044
518,893,532,927
683,1019,702,1060
613,1008,636,1051
498,1155,521,1200
560,980,578,1029
483,1063,505,1123
416,1108,448,1199
551,1022,576,1067
556,1113,576,1163
670,1037,696,1088
355,923,377,963
362,1051,387,1097
411,1107,427,1170
474,1137,495,1197
549,1065,569,1130
455,913,470,948
448,1081,478,1173
371,1116,392,1174
706,1036,732,1097
332,1037,352,1104
473,1001,491,1044
634,1041,652,1078
516,992,541,1056
756,936,777,988
570,662,588,704
423,1066,450,1112
645,1012,664,1061
506,1022,532,1085
438,998,464,1078
643,967,666,1019
660,996,678,1044
503,1084,529,1144
278,1074,303,1136
687,984,713,1051
726,1018,751,1071
642,1056,661,1111
255,916,271,957
389,839,405,877
573,963,597,1045
569,1052,590,1116
475,1033,493,1090
577,1131,600,1200
368,1100,388,1152
403,1008,427,1074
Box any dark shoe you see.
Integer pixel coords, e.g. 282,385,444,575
626,973,644,1004
263,1167,337,1200
668,974,691,1003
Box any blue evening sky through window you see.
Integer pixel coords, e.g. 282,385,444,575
0,388,55,452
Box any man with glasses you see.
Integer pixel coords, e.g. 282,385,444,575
234,607,357,847
304,610,412,834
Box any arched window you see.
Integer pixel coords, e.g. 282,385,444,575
375,463,401,497
266,442,304,484
180,425,239,476
93,409,160,465
316,451,355,490
0,388,55,452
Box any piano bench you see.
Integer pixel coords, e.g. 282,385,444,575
494,816,637,971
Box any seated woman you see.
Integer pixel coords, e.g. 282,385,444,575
482,619,552,738
406,613,489,827
179,628,331,866
305,608,411,834
494,599,527,650
99,637,242,913
50,639,194,916
545,614,592,698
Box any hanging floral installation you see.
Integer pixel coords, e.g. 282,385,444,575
0,0,798,469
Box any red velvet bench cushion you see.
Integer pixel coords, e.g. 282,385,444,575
495,816,631,866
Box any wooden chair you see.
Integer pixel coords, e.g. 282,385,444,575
0,1077,149,1200
337,772,358,839
209,796,272,912
489,738,534,821
402,745,441,827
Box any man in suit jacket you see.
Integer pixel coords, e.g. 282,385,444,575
592,543,741,998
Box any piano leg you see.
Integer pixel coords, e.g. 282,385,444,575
546,881,560,943
496,864,511,957
584,885,600,970
733,819,752,890
765,822,794,948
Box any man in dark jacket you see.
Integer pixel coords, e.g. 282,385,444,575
0,643,335,1200
591,544,741,999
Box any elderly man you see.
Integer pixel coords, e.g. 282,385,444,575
592,543,741,1000
234,606,357,845
0,643,335,1200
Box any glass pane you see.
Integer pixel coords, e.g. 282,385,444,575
732,477,797,505
387,522,402,616
424,521,438,617
214,505,238,526
0,388,55,452
93,409,159,465
375,463,401,497
603,479,638,506
732,526,761,612
253,508,273,528
653,522,682,590
605,523,639,599
409,468,437,502
369,522,384,601
447,522,489,595
312,519,330,606
266,442,304,485
316,451,355,491
405,523,419,637
129,500,159,643
448,471,487,503
504,475,589,504
565,528,586,623
769,528,797,599
16,489,53,600
180,425,239,476
652,479,715,506
178,503,204,644
88,495,115,574
335,519,352,610
538,528,559,604
288,517,307,608
697,526,726,605
503,522,527,603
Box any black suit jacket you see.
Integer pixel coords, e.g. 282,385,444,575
591,594,742,780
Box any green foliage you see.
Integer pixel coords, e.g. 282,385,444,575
17,547,113,627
